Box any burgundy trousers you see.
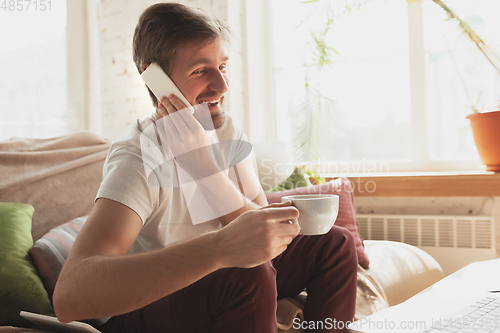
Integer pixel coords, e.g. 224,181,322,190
101,225,358,332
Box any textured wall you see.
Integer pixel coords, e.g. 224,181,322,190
92,0,246,141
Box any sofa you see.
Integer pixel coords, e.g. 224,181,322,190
0,132,445,332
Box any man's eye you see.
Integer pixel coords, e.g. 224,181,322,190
219,64,227,71
193,70,204,75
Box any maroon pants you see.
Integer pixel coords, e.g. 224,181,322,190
101,225,358,332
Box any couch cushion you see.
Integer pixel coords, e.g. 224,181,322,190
364,240,444,306
266,177,370,268
30,216,88,300
0,202,54,327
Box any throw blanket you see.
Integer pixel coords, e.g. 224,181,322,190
0,131,111,241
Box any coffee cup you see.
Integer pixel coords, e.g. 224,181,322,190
281,194,339,235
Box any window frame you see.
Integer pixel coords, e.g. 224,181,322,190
243,0,275,143
67,0,89,133
0,0,89,140
245,0,485,174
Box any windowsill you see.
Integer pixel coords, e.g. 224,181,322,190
322,171,500,197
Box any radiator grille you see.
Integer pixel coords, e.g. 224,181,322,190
439,219,453,247
358,214,494,249
358,214,496,275
456,219,472,248
476,220,492,249
404,218,419,246
421,219,435,246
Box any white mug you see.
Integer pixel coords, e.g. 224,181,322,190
281,194,339,235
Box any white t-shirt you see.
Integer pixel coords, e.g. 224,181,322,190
95,111,257,253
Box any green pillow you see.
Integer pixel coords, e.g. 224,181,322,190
266,167,312,193
0,202,55,327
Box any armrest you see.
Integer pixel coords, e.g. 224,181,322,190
364,240,444,306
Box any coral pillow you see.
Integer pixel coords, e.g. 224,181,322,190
266,177,369,268
30,216,88,299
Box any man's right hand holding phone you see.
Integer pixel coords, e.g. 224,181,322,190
156,94,221,179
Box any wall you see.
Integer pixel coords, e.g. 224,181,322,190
88,0,247,141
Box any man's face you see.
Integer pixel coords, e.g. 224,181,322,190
169,38,229,129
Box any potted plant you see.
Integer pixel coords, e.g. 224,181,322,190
432,0,500,171
467,111,500,171
430,1,500,171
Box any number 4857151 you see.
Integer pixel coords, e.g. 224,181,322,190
1,0,52,11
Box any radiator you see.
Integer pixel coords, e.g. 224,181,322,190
357,214,497,276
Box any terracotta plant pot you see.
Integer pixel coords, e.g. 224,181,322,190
467,110,500,171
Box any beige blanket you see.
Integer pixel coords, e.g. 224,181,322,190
0,131,111,241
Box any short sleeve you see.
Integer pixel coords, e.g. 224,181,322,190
95,149,159,226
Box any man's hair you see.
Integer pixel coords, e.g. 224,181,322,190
133,2,231,108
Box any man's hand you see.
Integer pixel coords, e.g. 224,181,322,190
214,201,301,268
157,95,219,178
157,94,261,226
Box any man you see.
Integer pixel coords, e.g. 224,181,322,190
53,3,358,332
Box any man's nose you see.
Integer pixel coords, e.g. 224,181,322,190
208,70,229,94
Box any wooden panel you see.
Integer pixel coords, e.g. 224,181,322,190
323,172,500,196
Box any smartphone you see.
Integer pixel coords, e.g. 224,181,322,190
140,63,194,114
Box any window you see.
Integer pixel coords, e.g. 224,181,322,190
0,0,87,140
267,0,500,173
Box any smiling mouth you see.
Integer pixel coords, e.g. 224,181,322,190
197,96,223,107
